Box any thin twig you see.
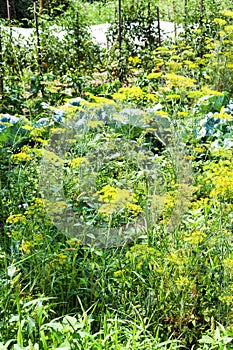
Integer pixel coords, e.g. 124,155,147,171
34,0,44,96
0,22,3,96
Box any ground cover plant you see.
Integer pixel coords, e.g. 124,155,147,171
1,0,233,349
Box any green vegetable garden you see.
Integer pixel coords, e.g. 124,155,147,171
1,0,233,348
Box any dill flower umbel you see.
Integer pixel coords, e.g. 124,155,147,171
11,152,31,162
165,73,195,88
113,86,145,102
96,185,141,217
220,9,233,19
68,157,88,168
6,214,27,225
147,72,162,79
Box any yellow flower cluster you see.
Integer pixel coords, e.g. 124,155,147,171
113,86,145,102
43,199,67,216
112,85,158,104
87,120,104,128
21,124,34,131
126,202,142,216
184,230,207,245
11,152,31,162
126,244,156,269
220,9,233,19
219,295,233,305
42,150,64,166
68,157,88,168
165,73,195,88
6,214,26,225
96,185,141,217
55,253,68,265
96,185,136,204
175,275,190,290
29,127,45,140
24,198,52,226
213,18,227,26
128,56,141,66
58,104,79,116
223,257,233,271
213,106,233,120
114,269,126,277
168,250,188,266
147,72,162,79
84,92,116,106
204,161,233,201
20,240,34,254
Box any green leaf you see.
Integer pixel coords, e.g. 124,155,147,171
199,335,215,344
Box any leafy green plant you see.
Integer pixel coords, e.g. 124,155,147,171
198,323,233,349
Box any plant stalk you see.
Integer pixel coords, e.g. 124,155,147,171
118,0,122,51
34,0,44,96
0,22,3,96
157,6,161,46
6,0,12,38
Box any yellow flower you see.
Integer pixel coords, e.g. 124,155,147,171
141,115,154,123
21,125,34,131
69,157,89,168
20,240,34,254
43,200,67,215
128,56,141,66
55,253,68,265
11,152,31,162
126,202,142,216
35,137,47,144
147,72,162,79
183,60,197,69
97,203,118,216
213,18,227,26
226,62,233,69
177,111,188,117
224,25,233,34
205,162,233,200
155,110,169,117
213,106,233,120
114,269,126,277
29,127,45,139
50,127,66,136
165,73,195,88
42,150,64,166
87,120,104,128
219,295,233,305
96,185,136,204
6,230,23,241
167,94,181,100
147,93,158,102
6,214,27,225
223,258,233,270
165,61,183,71
220,9,233,19
184,230,207,244
96,185,139,217
201,87,223,96
84,92,116,106
175,276,189,290
194,146,205,152
168,251,187,266
67,237,82,246
113,86,145,102
187,91,204,100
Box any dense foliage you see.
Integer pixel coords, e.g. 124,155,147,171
0,0,72,23
1,0,233,349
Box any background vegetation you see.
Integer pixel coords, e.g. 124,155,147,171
1,0,233,349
